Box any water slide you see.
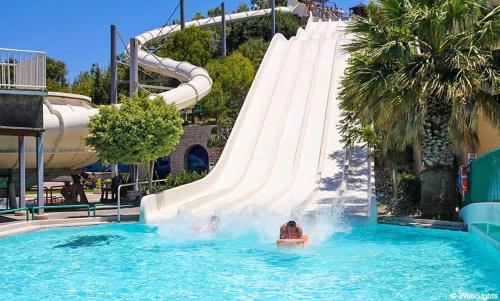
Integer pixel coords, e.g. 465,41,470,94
0,1,374,222
0,1,308,172
141,17,375,224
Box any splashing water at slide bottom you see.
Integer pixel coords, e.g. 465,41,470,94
156,198,347,245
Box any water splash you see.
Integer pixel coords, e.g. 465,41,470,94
155,196,349,245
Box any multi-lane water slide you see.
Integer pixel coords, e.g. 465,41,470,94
141,16,375,223
0,1,374,222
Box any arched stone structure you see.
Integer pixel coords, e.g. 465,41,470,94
185,144,209,172
169,125,215,175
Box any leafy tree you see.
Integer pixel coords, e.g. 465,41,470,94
192,12,205,20
251,0,287,10
201,52,255,145
90,63,108,104
200,52,255,118
71,71,94,97
86,94,184,192
155,26,212,67
198,81,227,120
237,38,269,69
227,11,299,51
234,3,250,13
46,57,70,92
208,6,222,17
339,0,499,218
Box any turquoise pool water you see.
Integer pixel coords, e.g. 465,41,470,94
0,223,498,300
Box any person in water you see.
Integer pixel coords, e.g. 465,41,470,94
193,215,220,233
280,221,303,239
208,215,220,232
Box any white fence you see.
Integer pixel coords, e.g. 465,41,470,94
0,48,46,90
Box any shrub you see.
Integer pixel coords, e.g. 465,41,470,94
151,170,207,193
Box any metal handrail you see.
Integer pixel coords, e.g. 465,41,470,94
0,47,45,54
0,207,30,221
116,178,170,222
29,204,93,220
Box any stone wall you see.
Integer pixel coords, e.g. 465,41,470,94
169,125,216,175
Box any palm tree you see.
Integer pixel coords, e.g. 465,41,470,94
340,0,499,218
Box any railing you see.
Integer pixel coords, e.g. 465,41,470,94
117,179,171,222
0,48,46,90
0,207,30,221
462,148,500,207
29,204,94,220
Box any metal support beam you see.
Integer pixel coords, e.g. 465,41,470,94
111,25,118,104
129,38,139,97
111,25,118,177
133,164,139,191
271,0,276,36
18,136,25,208
36,133,44,216
180,0,185,30
7,174,16,209
221,2,227,58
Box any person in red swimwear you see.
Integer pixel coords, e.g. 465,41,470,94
280,221,303,239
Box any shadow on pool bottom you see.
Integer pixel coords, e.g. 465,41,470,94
54,234,123,249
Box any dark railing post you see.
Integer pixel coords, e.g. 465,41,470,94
129,38,139,96
221,2,227,58
110,25,119,177
271,0,276,36
180,0,185,30
36,133,44,217
18,136,25,208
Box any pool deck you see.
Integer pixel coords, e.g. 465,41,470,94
379,216,467,231
0,205,139,238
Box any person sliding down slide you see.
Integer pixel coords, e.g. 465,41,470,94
277,221,309,247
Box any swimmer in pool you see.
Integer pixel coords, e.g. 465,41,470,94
279,221,303,239
208,215,219,232
193,215,219,233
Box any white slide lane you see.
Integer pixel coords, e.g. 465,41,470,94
140,19,366,223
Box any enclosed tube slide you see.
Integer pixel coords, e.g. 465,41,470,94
0,1,307,171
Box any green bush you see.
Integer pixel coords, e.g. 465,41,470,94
391,172,420,216
151,170,207,193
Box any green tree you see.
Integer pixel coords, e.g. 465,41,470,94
46,57,70,92
90,63,109,104
155,26,212,67
86,94,184,192
192,12,205,20
208,6,222,17
237,38,269,69
251,0,287,10
71,71,94,97
207,52,255,119
339,0,499,218
234,2,250,13
202,52,255,146
227,11,299,51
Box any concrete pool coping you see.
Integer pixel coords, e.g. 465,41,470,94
378,216,467,231
0,215,138,238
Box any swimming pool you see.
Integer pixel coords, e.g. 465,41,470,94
0,223,498,300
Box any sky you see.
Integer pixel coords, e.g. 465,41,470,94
1,0,361,81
